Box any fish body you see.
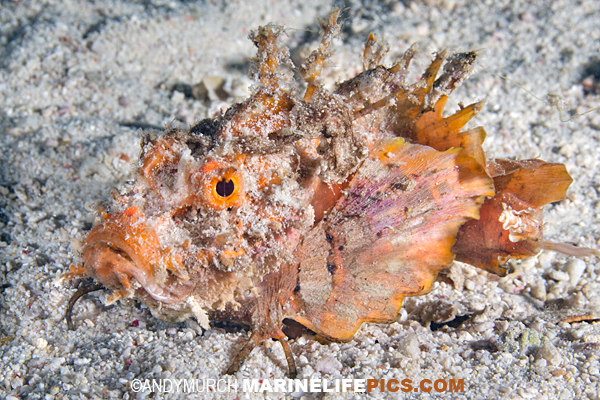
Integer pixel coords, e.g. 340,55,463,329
72,10,585,376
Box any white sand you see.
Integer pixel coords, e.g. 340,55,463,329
1,0,599,399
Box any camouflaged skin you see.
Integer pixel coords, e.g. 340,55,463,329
71,10,582,376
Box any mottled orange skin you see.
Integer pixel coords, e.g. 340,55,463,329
286,139,493,342
71,10,588,377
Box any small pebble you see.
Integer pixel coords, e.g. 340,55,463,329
315,355,342,374
550,270,570,282
44,137,59,148
399,333,420,359
118,95,131,107
537,341,563,366
172,91,185,103
11,377,23,389
530,280,547,301
167,327,178,335
565,259,586,286
35,338,48,350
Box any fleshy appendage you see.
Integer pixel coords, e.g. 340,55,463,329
452,159,591,275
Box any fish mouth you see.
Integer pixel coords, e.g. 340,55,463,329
81,207,189,305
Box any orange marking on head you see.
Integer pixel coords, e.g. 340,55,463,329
140,137,180,190
222,248,246,259
124,206,138,217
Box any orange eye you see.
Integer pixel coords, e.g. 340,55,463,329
192,164,243,210
191,160,245,210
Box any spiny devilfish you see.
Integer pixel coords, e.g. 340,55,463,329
67,9,598,377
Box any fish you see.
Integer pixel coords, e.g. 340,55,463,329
67,9,598,377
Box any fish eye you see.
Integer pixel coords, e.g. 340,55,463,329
216,179,235,198
193,163,244,210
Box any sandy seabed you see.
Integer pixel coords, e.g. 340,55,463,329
1,0,600,399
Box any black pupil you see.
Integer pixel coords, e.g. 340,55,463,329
216,179,235,197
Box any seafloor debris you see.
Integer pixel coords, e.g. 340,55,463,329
67,9,598,377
